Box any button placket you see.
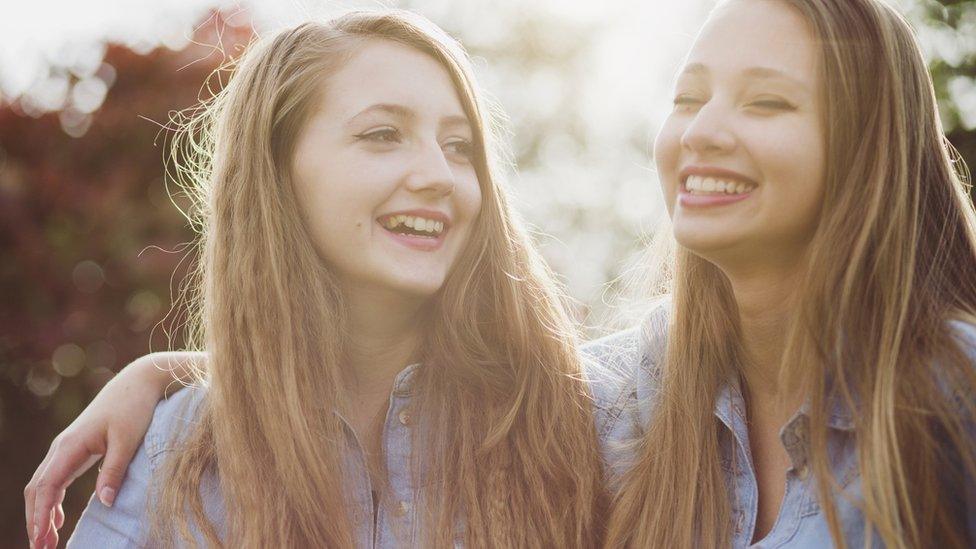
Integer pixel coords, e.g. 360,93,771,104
394,499,411,518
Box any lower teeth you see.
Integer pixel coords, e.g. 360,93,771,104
391,228,435,237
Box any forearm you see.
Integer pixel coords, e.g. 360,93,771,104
121,351,207,395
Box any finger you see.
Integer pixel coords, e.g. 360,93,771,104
54,503,64,529
50,517,60,549
38,512,58,549
32,439,102,546
95,433,140,507
25,446,57,541
31,485,64,548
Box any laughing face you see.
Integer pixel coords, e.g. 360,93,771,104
291,39,482,298
654,0,826,267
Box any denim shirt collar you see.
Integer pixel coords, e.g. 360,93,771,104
392,362,421,396
714,374,856,435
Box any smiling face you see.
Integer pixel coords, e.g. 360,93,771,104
655,0,826,268
291,39,482,299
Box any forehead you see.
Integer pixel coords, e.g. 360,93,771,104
321,38,468,120
686,0,819,85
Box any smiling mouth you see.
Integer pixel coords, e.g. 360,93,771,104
378,214,446,239
682,175,757,195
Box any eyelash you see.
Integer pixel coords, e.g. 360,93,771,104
671,96,797,113
749,99,796,111
444,138,473,158
673,95,704,106
355,128,474,160
355,127,401,143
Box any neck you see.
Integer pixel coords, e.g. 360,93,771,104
343,282,426,400
720,256,806,412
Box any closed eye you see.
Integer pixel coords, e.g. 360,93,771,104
748,99,796,111
673,94,705,112
355,127,401,143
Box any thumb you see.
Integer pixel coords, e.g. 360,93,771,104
94,435,139,508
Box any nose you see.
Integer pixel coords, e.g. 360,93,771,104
679,99,736,155
403,140,456,197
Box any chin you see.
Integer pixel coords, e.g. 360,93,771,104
673,226,744,260
387,274,447,299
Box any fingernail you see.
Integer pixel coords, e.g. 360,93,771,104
32,524,38,543
99,486,116,507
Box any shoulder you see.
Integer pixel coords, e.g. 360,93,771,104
948,318,976,361
582,297,671,369
581,298,671,433
145,383,210,458
944,317,976,416
68,385,209,547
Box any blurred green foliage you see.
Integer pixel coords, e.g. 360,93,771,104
914,0,976,186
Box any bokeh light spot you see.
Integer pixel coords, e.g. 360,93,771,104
53,343,86,377
72,259,105,293
27,365,61,397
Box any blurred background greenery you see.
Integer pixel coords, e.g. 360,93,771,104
1,0,973,544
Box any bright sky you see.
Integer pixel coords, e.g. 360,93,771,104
0,0,706,105
4,0,966,315
0,0,707,313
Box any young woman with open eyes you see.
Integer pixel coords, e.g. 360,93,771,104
25,10,616,548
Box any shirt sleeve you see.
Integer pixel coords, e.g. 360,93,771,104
66,428,159,548
948,320,976,543
67,385,206,548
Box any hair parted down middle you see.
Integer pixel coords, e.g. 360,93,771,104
606,1,976,547
154,9,607,548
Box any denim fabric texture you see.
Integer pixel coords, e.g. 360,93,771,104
68,365,426,548
590,303,976,548
68,353,638,548
64,310,976,548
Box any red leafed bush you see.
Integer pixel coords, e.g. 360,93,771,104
0,12,252,541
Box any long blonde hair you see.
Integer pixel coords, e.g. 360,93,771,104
154,10,606,548
606,0,976,547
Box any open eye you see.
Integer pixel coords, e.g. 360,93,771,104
355,127,402,143
443,138,474,161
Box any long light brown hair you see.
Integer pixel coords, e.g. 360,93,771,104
606,0,976,547
153,10,606,548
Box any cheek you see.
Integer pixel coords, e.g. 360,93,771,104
653,118,683,212
456,170,483,222
292,163,371,262
776,127,824,198
756,123,826,238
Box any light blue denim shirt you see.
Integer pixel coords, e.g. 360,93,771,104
68,364,430,547
584,303,976,548
69,357,637,548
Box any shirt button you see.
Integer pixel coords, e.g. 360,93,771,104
395,500,411,517
398,409,411,426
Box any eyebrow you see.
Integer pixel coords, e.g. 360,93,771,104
348,103,471,130
680,63,809,88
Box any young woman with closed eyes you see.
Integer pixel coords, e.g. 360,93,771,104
606,0,976,546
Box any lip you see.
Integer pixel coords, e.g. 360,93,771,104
376,208,451,252
677,165,758,209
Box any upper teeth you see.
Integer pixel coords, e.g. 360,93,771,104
685,175,755,195
384,215,445,235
